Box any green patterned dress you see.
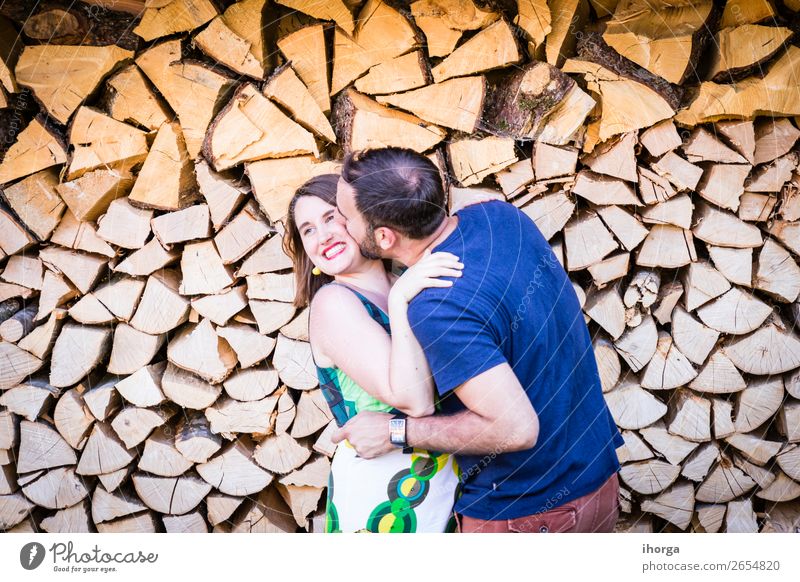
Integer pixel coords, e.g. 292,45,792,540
315,283,459,533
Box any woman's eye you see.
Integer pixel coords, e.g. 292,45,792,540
303,227,314,236
326,214,335,223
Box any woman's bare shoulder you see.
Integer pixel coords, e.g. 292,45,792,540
311,283,361,311
309,284,371,367
309,284,368,333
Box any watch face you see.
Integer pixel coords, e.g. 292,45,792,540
389,419,406,446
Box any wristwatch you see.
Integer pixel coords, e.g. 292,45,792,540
389,414,407,448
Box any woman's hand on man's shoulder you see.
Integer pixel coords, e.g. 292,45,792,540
388,250,463,311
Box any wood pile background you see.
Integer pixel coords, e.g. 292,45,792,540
0,0,799,534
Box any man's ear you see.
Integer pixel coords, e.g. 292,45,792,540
374,226,398,251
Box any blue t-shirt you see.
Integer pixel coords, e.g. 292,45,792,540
407,200,623,520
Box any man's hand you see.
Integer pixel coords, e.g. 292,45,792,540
331,411,395,459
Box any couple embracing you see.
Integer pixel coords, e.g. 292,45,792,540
283,147,623,533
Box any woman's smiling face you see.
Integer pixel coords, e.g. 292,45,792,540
294,194,361,276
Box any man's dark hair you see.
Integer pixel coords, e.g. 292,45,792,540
341,147,446,239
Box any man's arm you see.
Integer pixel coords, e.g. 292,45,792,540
332,362,539,458
407,363,538,453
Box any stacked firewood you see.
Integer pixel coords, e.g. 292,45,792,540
0,0,798,534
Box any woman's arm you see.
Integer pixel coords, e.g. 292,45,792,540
309,253,462,417
384,252,464,416
385,294,437,417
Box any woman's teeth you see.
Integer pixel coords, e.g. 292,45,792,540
324,243,345,259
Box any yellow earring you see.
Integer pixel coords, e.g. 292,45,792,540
312,266,322,276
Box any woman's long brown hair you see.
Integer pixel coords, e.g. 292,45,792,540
283,174,339,308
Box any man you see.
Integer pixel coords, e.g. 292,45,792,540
332,147,623,533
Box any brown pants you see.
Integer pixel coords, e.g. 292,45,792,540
456,472,620,533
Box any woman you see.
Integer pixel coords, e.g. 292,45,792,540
283,174,463,533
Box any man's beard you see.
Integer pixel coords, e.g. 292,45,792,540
356,226,383,260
